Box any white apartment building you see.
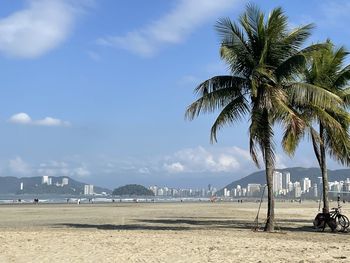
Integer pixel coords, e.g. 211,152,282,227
62,178,69,186
273,171,283,194
42,176,51,185
302,178,311,193
282,172,291,190
84,184,94,195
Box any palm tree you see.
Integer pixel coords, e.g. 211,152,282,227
295,42,350,214
185,4,342,231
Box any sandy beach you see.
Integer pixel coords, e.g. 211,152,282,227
0,201,349,263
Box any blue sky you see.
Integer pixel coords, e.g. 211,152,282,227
1,0,350,189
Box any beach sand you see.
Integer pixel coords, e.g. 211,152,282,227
0,201,349,262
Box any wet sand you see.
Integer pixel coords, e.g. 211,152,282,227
0,201,349,262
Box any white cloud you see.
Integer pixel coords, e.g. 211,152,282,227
38,161,69,177
98,0,242,57
163,162,185,173
162,146,251,174
0,0,86,58
9,113,70,127
9,156,31,175
9,112,32,124
138,167,151,174
37,161,90,178
74,166,91,178
35,117,70,127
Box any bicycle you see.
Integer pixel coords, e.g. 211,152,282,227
313,196,349,232
330,197,349,232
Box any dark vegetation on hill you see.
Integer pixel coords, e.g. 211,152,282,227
112,184,154,196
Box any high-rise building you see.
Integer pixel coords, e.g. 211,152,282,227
149,186,157,195
302,178,311,193
236,185,242,196
157,188,164,196
62,178,69,186
294,186,302,198
343,181,350,192
247,184,261,197
282,172,291,190
224,188,229,197
42,176,52,185
84,184,94,195
331,182,342,193
273,171,283,194
42,176,49,185
233,188,237,197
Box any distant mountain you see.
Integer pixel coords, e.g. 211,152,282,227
0,176,111,195
219,167,350,194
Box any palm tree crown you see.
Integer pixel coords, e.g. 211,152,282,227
297,41,350,213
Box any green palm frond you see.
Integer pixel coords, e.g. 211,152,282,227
341,87,350,105
275,54,306,82
185,76,248,120
287,82,343,109
333,65,350,90
210,95,249,143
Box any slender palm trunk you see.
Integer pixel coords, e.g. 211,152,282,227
319,124,329,213
264,137,275,232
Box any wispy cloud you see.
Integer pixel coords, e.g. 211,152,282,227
9,113,70,127
97,0,242,57
160,146,290,174
37,161,90,178
9,156,32,175
162,146,249,174
163,162,185,173
0,0,88,58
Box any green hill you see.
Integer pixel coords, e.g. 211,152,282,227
112,184,154,196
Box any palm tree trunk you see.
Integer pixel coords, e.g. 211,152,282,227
320,124,329,214
264,137,275,232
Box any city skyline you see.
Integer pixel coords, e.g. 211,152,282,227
10,171,350,199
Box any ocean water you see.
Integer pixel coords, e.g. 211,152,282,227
0,194,211,204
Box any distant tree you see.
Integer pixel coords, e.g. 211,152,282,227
185,4,341,231
112,184,155,196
